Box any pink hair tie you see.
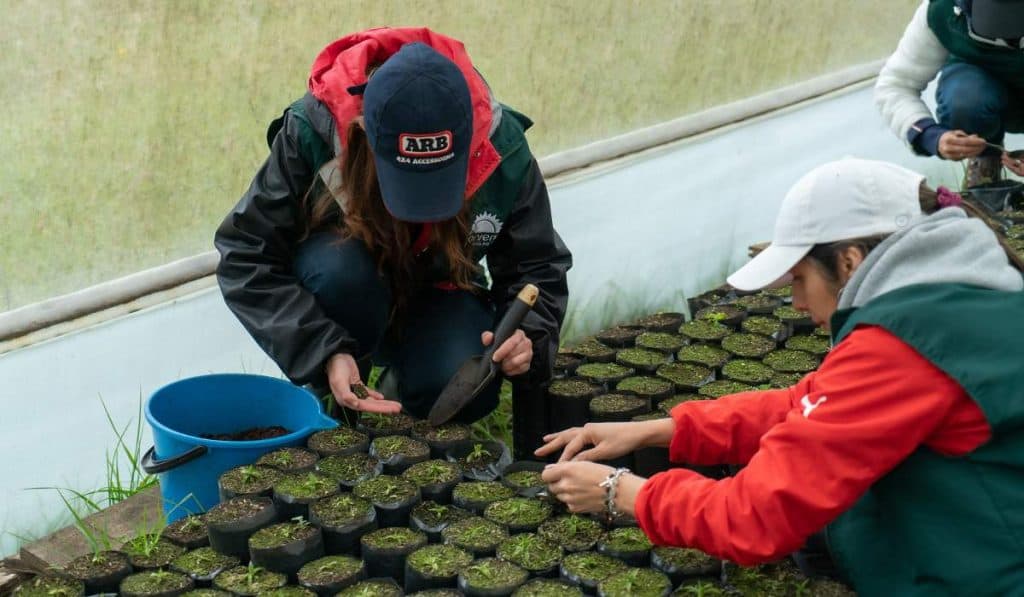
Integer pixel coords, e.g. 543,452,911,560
936,186,963,208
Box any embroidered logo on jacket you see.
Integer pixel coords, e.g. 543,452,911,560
801,395,827,418
469,211,503,247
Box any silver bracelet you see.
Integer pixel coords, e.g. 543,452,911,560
599,467,631,520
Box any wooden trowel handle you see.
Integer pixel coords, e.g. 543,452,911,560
484,284,540,363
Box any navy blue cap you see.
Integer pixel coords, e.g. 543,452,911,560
363,43,473,223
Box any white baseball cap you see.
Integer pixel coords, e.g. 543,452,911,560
727,158,925,291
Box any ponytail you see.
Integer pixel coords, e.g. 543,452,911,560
920,185,1024,272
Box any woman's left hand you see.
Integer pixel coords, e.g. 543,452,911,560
482,329,532,376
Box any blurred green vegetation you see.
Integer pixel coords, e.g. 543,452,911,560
0,0,917,310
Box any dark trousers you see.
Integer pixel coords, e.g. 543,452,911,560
294,233,501,423
937,62,1024,155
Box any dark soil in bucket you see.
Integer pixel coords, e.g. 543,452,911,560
315,453,381,490
171,547,239,586
219,465,283,501
733,294,782,315
119,570,194,597
211,564,287,595
650,546,719,586
554,353,584,378
484,498,553,533
537,515,604,553
634,312,685,333
497,533,563,577
356,412,416,439
335,578,403,596
248,520,324,575
402,459,463,503
770,372,805,389
452,481,515,514
596,527,652,567
205,496,278,560
721,359,774,385
597,568,670,597
595,325,645,348
678,319,731,344
11,575,84,597
547,378,601,431
308,493,377,556
64,550,133,594
458,557,529,597
513,578,583,597
614,348,668,374
500,461,547,498
409,501,473,542
588,394,650,423
441,516,510,558
562,339,617,363
658,394,706,413
370,435,431,474
201,426,290,441
297,554,366,595
574,363,634,388
558,552,627,594
404,544,474,593
359,527,428,583
352,474,421,528
785,335,831,356
163,515,209,549
698,380,755,398
411,421,473,459
256,448,319,474
273,472,340,520
615,376,672,407
720,333,775,359
447,441,510,482
656,362,714,392
122,535,186,570
695,305,745,328
307,427,369,458
635,332,687,355
763,349,820,373
675,344,730,371
740,315,788,342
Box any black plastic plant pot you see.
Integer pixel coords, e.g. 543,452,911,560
256,447,319,474
697,380,755,399
406,589,466,597
119,570,194,597
733,293,783,316
596,527,652,567
451,481,516,515
205,496,279,560
574,363,635,392
458,557,529,597
484,498,553,534
163,515,210,550
634,332,687,356
409,501,474,542
171,547,240,587
356,412,416,439
297,554,366,596
678,320,731,345
558,552,628,595
763,349,821,374
334,578,403,597
649,546,720,587
720,333,776,359
770,371,805,389
441,516,510,558
675,344,731,375
306,427,369,458
404,544,474,593
272,472,340,521
594,325,645,348
588,394,650,423
359,527,428,584
10,575,85,597
563,339,617,364
219,464,283,502
537,515,604,554
123,536,187,571
411,421,473,459
630,412,672,478
513,578,583,597
212,564,287,595
615,376,673,407
634,312,685,334
179,588,231,596
315,453,382,491
248,521,325,576
721,359,774,385
370,435,431,475
500,461,547,498
785,334,832,356
496,533,563,579
446,440,512,482
553,353,584,379
686,290,727,316
64,550,133,595
258,588,316,597
596,568,671,597
762,284,794,302
694,305,745,329
308,493,377,556
614,348,669,375
740,315,790,344
402,459,463,504
658,394,705,414
547,378,601,432
773,306,816,334
656,362,714,393
352,474,422,528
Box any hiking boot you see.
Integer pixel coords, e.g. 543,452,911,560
966,155,1003,188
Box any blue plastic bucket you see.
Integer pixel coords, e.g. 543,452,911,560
142,373,336,522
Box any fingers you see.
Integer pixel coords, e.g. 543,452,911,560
572,446,604,462
942,131,986,160
535,428,577,456
481,331,493,347
356,399,404,414
491,329,525,363
559,433,589,463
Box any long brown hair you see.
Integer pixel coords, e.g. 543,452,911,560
303,118,479,316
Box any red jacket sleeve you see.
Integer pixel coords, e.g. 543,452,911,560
634,326,989,565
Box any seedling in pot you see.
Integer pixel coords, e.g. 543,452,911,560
219,464,283,501
405,544,474,592
695,305,744,328
297,555,366,595
452,481,515,514
575,363,635,387
597,567,671,597
676,344,731,370
538,515,604,553
721,360,774,385
357,411,416,438
248,519,325,575
733,293,783,315
10,576,84,597
635,332,687,355
615,348,669,374
411,421,473,458
441,516,509,558
547,378,601,430
785,335,831,355
316,453,381,489
679,319,731,344
595,325,646,348
163,514,209,549
122,533,186,570
634,312,686,333
119,569,194,597
563,338,617,363
307,426,369,457
273,472,339,520
352,474,421,527
513,578,583,597
763,349,820,373
658,394,706,413
259,588,316,597
589,393,650,422
212,563,287,595
447,440,510,481
204,496,278,560
171,547,239,585
335,578,403,597
656,362,714,392
359,527,428,582
774,305,815,333
720,333,776,359
179,590,231,597
402,459,462,503
650,546,719,587
484,497,553,533
409,501,473,541
697,380,755,398
596,527,653,567
501,463,547,497
370,435,431,474
559,552,627,593
770,371,805,389
741,315,788,342
63,550,132,595
497,533,563,575
256,447,318,473
674,578,728,596
554,353,584,377
458,557,529,596
308,493,377,555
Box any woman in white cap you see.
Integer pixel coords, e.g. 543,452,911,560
539,158,1024,595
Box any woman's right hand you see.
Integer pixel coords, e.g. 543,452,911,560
937,130,986,161
325,353,403,414
535,421,660,463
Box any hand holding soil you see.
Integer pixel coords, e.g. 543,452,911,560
937,130,986,161
325,352,402,413
542,461,646,515
535,419,673,463
481,328,532,376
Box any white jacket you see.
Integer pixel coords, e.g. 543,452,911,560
874,0,950,148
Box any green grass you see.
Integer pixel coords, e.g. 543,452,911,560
0,1,917,311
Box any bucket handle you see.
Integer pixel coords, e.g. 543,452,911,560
141,445,208,475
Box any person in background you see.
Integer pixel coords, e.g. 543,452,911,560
875,0,1024,186
539,158,1024,596
215,28,571,458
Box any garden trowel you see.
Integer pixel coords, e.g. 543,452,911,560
428,284,540,425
